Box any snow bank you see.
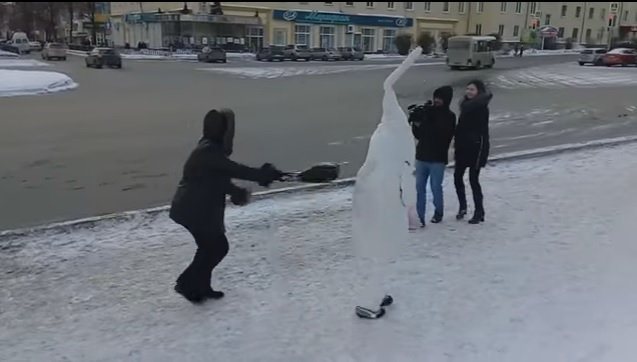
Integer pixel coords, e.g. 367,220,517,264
0,69,78,97
0,50,20,58
0,59,50,68
2,143,637,361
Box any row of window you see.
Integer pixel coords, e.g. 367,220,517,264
277,24,399,52
475,23,608,43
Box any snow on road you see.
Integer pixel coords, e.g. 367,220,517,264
2,143,637,361
198,61,444,79
0,69,77,97
491,63,637,89
0,58,50,68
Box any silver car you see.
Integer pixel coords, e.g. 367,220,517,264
338,46,365,61
41,42,68,60
283,44,312,61
197,46,227,63
578,48,607,66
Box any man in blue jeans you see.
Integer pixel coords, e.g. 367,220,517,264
408,86,456,227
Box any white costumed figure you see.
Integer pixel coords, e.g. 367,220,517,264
352,47,422,319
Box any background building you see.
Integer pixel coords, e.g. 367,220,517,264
108,2,637,51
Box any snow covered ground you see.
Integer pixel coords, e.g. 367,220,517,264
2,143,637,362
0,58,50,68
198,61,444,79
0,49,20,58
0,69,78,97
490,63,637,89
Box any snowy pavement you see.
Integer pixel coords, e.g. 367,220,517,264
0,69,78,97
2,143,637,362
0,58,50,68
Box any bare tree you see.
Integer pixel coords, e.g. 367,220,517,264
85,1,97,45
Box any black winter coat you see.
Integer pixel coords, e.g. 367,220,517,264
411,105,457,164
454,92,492,168
169,139,272,234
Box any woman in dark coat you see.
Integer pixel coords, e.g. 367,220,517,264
454,79,492,224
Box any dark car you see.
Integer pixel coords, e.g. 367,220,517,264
256,46,286,61
197,46,227,63
85,47,122,69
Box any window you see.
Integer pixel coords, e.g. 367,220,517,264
500,2,507,13
597,28,604,41
424,2,431,12
247,27,264,51
575,6,581,18
475,24,482,34
404,2,413,10
387,2,395,9
443,2,449,12
513,25,519,37
635,11,637,21
557,27,564,38
545,14,550,25
571,28,578,40
382,29,397,53
600,8,605,19
498,24,504,36
458,2,465,13
295,24,311,46
623,10,628,21
366,2,374,7
530,2,536,15
588,7,594,19
515,2,522,14
362,28,376,52
585,28,591,42
477,2,484,13
345,2,353,5
561,5,567,17
273,28,286,45
319,26,336,48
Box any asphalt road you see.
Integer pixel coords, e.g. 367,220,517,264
2,52,636,230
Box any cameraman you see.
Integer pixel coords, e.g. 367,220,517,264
408,86,456,227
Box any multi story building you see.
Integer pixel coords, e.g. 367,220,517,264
108,2,637,50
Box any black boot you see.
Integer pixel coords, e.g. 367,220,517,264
468,209,485,224
431,212,443,224
456,208,467,220
204,288,225,300
174,283,206,304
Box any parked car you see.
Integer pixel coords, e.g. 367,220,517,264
41,42,68,60
197,46,227,63
309,47,327,60
338,46,365,61
324,48,343,61
29,41,42,52
578,48,607,66
256,46,286,61
602,48,637,67
8,32,30,54
85,47,122,69
283,44,312,61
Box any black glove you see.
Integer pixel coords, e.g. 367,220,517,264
258,163,284,187
230,187,250,206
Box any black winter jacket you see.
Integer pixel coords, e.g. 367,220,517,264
411,105,456,164
169,139,275,234
454,92,492,168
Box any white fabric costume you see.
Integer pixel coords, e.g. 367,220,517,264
352,47,422,308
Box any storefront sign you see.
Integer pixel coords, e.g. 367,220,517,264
184,14,261,25
273,9,413,27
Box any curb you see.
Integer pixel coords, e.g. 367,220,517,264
2,135,637,239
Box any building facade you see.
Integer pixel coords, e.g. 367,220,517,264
108,2,637,50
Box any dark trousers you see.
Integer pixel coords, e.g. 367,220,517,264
454,164,484,212
176,225,229,293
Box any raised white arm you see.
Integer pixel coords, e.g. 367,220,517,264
382,46,423,91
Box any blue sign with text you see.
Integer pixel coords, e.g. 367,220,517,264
272,10,413,28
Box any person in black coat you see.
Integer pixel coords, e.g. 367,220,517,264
409,85,456,226
170,108,283,303
454,79,492,224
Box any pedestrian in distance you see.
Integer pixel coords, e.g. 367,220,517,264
408,85,457,227
454,80,492,224
169,108,284,304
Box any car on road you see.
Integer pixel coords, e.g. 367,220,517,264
85,47,122,69
578,48,607,66
197,46,227,63
338,46,365,61
601,48,637,67
41,42,68,60
29,41,43,52
447,35,496,70
283,44,312,61
256,46,286,61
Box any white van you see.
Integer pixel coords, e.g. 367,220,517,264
9,32,31,54
446,35,496,70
